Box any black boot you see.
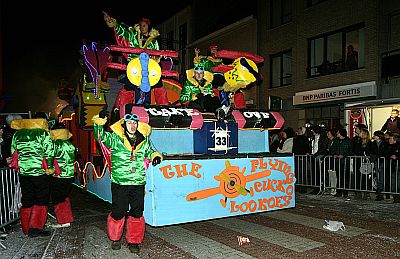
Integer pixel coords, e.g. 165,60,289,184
128,243,139,254
28,228,51,237
111,240,121,250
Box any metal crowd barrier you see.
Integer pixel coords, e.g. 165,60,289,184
0,168,21,249
294,155,400,195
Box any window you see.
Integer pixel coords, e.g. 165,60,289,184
308,24,365,77
179,23,187,50
167,31,174,50
271,51,292,88
270,0,293,28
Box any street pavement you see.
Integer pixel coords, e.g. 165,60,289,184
1,186,399,258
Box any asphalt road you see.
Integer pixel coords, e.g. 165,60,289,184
1,187,399,258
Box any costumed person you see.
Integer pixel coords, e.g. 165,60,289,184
103,12,169,107
92,109,163,254
10,114,54,237
49,123,76,228
194,44,231,109
180,64,221,113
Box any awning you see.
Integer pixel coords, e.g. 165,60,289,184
344,97,400,109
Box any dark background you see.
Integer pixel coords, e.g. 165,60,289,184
1,1,193,113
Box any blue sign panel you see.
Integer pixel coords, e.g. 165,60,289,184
144,156,295,226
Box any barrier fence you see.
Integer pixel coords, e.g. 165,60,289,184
0,168,21,249
294,155,400,195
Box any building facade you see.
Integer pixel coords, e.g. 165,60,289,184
258,0,400,129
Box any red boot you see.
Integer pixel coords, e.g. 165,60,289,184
28,205,50,237
54,198,75,224
126,216,145,244
107,213,125,241
20,207,32,235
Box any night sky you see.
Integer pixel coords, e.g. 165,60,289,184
1,1,192,113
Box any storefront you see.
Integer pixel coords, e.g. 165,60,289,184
344,97,400,138
293,81,377,130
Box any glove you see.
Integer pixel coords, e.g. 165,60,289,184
45,169,55,175
99,109,109,119
152,156,161,166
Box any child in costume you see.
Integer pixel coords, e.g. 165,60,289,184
11,116,54,237
49,123,76,228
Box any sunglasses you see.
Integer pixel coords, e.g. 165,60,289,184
123,113,139,122
194,66,205,72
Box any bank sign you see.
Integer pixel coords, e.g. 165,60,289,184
293,81,377,105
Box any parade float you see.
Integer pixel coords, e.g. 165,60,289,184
61,41,295,227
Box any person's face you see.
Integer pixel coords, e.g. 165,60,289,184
0,128,3,137
390,111,398,119
210,47,218,56
126,120,138,134
327,131,333,139
336,131,341,138
355,127,360,135
194,71,204,81
347,46,354,53
140,22,149,35
389,136,397,144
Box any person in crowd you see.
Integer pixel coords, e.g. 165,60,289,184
387,132,400,203
381,109,400,135
277,127,295,154
49,123,76,228
180,65,221,113
10,113,54,237
309,126,329,193
0,124,12,167
329,128,352,198
3,114,22,159
293,126,311,155
367,130,389,201
103,12,168,106
311,126,329,159
269,129,281,153
92,109,162,254
326,128,336,154
352,123,368,155
353,128,372,199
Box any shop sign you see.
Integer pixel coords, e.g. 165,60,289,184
293,81,376,105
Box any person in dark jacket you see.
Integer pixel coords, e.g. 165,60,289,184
366,130,389,201
386,132,400,203
381,109,400,135
330,128,352,198
293,127,311,155
309,126,329,194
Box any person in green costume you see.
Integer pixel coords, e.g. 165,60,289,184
180,65,221,113
103,12,168,106
92,110,162,254
49,123,76,228
10,114,54,237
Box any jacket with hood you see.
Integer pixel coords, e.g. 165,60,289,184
180,69,214,103
51,129,75,179
11,119,54,176
92,116,162,185
114,22,160,61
